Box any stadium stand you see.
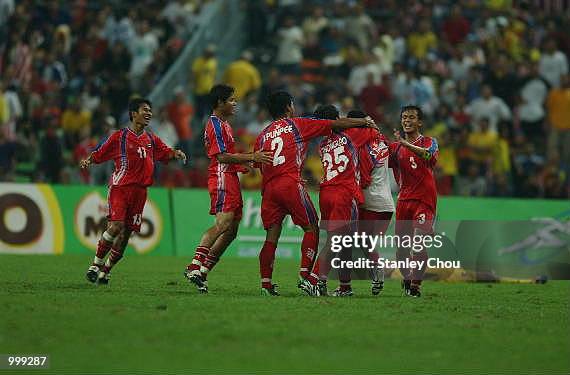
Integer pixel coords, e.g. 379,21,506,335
0,0,568,199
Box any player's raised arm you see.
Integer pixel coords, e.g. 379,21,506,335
80,131,120,169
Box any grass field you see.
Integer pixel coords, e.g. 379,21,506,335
0,254,569,375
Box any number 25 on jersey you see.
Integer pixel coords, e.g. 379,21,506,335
323,146,349,181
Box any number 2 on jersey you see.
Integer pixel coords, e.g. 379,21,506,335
323,146,349,181
271,137,285,166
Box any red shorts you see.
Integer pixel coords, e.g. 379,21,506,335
319,187,359,231
208,172,243,220
358,209,393,235
107,185,147,232
261,180,318,229
395,199,435,236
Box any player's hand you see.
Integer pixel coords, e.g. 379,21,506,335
240,163,255,175
174,149,187,164
79,156,92,169
253,151,274,164
365,116,378,130
393,129,402,142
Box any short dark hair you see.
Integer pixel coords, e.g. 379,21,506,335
128,98,152,121
267,91,293,119
209,84,235,109
400,105,423,121
347,109,367,118
314,104,339,120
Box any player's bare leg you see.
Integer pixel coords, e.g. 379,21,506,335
86,220,124,283
98,226,132,285
259,224,281,296
185,211,235,292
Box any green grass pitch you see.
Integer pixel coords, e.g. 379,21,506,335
0,254,569,375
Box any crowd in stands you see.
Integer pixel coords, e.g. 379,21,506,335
0,0,208,184
0,0,568,200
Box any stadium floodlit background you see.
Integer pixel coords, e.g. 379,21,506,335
0,1,569,374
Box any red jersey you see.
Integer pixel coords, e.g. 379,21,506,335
359,133,390,189
254,117,333,187
204,115,246,175
91,127,174,187
389,135,438,210
319,127,377,204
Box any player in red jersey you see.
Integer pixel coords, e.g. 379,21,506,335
184,84,273,293
352,109,394,296
81,98,187,284
390,105,439,297
254,92,376,296
306,105,378,297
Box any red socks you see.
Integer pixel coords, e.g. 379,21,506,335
95,238,112,261
259,241,277,288
187,246,209,272
200,254,219,280
300,231,318,279
102,247,123,273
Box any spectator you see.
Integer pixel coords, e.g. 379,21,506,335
518,62,549,141
128,20,159,87
61,98,92,145
467,118,498,173
441,5,470,45
345,4,375,50
166,86,193,156
539,39,568,89
0,129,16,180
546,74,570,168
38,125,64,183
359,72,391,123
190,44,217,122
466,85,511,132
151,107,179,149
302,6,328,41
223,51,262,101
275,17,304,74
407,19,437,61
457,162,487,196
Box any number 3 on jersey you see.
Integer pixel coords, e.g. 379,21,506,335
323,146,349,181
271,137,285,166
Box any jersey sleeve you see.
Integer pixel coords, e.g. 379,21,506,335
91,131,120,164
152,133,175,163
293,117,333,141
205,117,228,157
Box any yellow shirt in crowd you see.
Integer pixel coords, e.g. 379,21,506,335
223,60,262,100
192,56,217,96
547,88,570,130
467,131,498,162
407,32,437,60
61,109,91,133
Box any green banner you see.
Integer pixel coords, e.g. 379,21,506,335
171,190,569,259
0,182,567,257
0,183,172,256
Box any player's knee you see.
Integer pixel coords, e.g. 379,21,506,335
107,221,124,237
